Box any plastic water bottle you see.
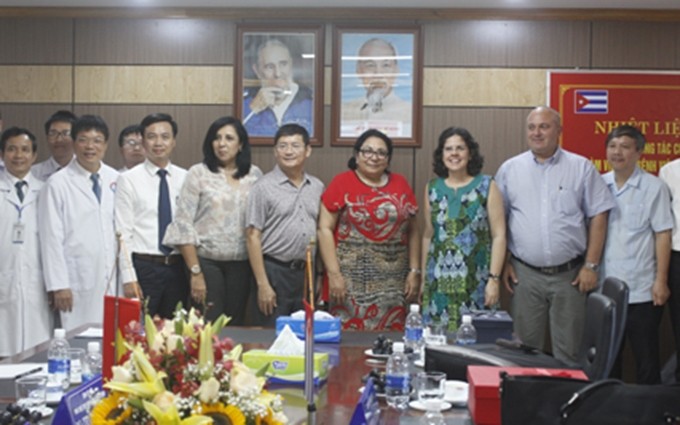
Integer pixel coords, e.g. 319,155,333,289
385,342,410,410
82,342,102,382
456,314,477,345
46,328,70,402
405,303,424,361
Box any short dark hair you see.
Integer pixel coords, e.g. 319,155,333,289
44,110,77,135
140,113,178,138
118,124,142,148
72,115,109,141
347,129,393,170
433,127,484,177
1,127,37,153
274,123,309,146
605,125,646,151
202,116,252,179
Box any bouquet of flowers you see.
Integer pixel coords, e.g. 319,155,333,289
91,308,287,425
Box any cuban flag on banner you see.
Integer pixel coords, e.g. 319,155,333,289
574,89,609,114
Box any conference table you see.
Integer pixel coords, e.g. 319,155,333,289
0,325,472,424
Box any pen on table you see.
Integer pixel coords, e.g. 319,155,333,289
14,367,43,380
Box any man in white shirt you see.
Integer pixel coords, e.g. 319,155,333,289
39,115,118,332
31,110,77,181
0,127,51,356
115,113,188,318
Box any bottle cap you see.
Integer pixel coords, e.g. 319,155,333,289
392,342,405,353
462,315,472,324
409,304,420,313
88,341,100,354
54,328,66,338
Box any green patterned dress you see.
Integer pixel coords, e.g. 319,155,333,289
423,174,492,331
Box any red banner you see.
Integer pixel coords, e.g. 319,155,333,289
549,71,680,175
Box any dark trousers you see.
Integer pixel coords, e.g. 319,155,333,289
668,250,680,382
610,301,663,384
251,258,305,327
195,257,253,325
133,256,189,319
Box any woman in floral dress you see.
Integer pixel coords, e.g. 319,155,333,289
421,127,506,331
318,129,419,331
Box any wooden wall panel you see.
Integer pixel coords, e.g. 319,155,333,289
0,66,72,103
74,66,232,104
424,68,546,107
74,19,235,65
591,21,679,69
423,20,590,67
0,18,74,65
73,104,231,169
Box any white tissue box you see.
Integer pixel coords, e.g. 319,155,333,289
275,316,341,343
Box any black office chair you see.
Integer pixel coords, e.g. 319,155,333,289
600,276,629,366
425,292,617,381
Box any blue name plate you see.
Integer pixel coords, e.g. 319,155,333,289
53,375,105,425
350,377,380,425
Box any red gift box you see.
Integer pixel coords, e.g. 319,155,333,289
467,365,588,425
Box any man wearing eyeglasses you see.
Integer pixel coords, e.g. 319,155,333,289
246,123,324,326
31,110,77,181
118,124,146,172
39,115,119,332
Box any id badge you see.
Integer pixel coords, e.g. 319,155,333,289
12,223,25,244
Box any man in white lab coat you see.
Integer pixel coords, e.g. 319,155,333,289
31,110,77,182
0,127,52,357
39,115,119,332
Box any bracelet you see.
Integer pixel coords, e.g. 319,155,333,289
489,273,501,281
409,268,422,275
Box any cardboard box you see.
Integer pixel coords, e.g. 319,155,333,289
467,366,588,425
242,349,329,386
276,316,342,343
472,311,513,344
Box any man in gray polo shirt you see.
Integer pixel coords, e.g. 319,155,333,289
246,123,324,327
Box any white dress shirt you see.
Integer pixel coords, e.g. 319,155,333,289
31,155,73,182
115,160,187,284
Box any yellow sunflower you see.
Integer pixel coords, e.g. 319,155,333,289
91,392,131,425
200,402,246,425
255,408,286,425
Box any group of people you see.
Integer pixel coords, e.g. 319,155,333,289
1,105,678,386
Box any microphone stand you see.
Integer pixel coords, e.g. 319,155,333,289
303,239,316,425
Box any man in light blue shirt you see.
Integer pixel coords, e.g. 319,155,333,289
496,106,615,365
602,125,672,384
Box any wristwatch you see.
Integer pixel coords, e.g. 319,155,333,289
584,262,599,272
190,264,202,275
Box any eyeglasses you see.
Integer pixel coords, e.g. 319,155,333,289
123,139,143,149
75,136,106,146
358,148,389,160
47,129,71,139
275,143,305,152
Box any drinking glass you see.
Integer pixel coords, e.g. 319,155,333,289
15,375,47,410
68,347,86,385
416,371,446,425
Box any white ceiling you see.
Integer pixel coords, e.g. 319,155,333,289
0,0,679,9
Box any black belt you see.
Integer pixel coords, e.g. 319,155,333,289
133,253,182,266
264,255,306,271
513,255,583,276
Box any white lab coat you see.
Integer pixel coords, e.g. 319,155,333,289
0,171,52,357
39,161,119,332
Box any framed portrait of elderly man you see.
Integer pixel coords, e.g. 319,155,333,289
235,25,324,146
332,26,422,147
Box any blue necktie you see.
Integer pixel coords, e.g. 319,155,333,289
158,169,172,255
15,180,26,203
91,174,101,203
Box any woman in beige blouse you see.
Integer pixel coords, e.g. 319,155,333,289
164,116,262,323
